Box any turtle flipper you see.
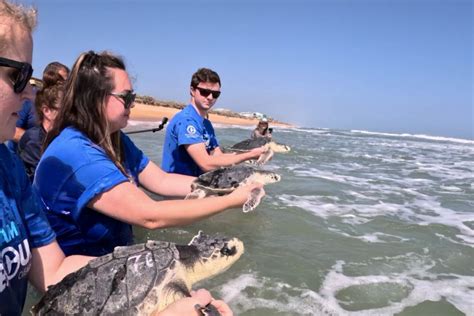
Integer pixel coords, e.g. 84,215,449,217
256,149,274,165
185,189,207,200
243,187,265,212
244,159,258,165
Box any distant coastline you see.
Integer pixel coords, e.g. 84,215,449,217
130,95,294,128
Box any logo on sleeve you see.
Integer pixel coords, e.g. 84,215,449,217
186,125,197,135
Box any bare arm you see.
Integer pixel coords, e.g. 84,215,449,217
138,161,194,197
186,143,265,172
12,127,26,143
28,241,94,293
88,180,261,229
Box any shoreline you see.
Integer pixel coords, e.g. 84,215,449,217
130,103,294,128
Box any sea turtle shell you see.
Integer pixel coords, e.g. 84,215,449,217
230,138,291,153
31,232,244,315
224,138,291,165
185,165,281,212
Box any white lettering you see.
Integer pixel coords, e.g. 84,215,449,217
0,262,7,292
0,238,32,293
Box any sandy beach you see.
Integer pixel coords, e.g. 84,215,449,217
130,103,293,127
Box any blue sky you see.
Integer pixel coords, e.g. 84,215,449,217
26,0,472,139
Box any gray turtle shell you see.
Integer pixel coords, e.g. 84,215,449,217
32,241,180,315
230,138,269,151
194,165,259,193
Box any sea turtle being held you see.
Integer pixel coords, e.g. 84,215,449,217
226,138,291,165
32,232,244,316
185,165,281,212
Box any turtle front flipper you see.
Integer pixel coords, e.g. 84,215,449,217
244,159,258,165
243,187,265,212
185,189,208,199
256,149,274,165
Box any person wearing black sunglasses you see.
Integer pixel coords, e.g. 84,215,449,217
0,2,95,315
34,51,262,257
162,68,267,177
0,3,233,316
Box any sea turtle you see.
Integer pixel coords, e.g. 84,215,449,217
32,231,244,316
225,138,291,165
185,165,281,212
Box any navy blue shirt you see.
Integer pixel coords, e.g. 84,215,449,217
34,127,149,256
0,144,56,315
161,105,219,176
7,100,37,153
18,125,46,182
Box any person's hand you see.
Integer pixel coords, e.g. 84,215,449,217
207,299,233,316
248,146,267,159
157,288,232,316
228,182,265,207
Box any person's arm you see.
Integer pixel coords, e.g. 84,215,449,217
89,179,263,229
138,161,195,197
28,241,93,293
12,127,26,143
186,143,266,172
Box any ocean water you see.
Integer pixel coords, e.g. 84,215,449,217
25,123,474,315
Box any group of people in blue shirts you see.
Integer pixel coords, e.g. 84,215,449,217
0,1,268,314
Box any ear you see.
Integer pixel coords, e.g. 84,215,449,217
42,105,54,120
190,86,195,97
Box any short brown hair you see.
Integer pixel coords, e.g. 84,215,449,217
190,68,221,88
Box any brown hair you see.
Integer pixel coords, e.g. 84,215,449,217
45,51,128,175
35,62,69,122
35,83,64,122
190,68,221,88
42,61,69,86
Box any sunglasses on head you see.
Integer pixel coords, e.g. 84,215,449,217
0,56,33,93
195,86,221,99
110,90,136,110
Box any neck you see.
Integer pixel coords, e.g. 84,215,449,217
42,120,53,132
190,101,207,118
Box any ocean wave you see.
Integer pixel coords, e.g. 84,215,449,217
217,256,474,315
350,129,474,145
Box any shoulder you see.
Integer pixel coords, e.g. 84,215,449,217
22,126,43,140
42,127,103,166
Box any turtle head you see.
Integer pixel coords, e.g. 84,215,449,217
175,231,244,286
252,170,281,184
268,141,291,152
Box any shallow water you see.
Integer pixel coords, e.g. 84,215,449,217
25,124,474,315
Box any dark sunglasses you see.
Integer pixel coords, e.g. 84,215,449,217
0,56,33,93
110,90,136,109
195,87,221,99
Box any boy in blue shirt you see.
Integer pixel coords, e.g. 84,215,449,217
162,68,266,176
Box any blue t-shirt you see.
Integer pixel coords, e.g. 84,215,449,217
7,100,38,153
161,105,219,176
0,144,56,315
34,127,149,257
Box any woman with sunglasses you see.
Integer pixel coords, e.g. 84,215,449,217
0,3,232,315
161,68,267,176
17,62,69,181
34,51,262,258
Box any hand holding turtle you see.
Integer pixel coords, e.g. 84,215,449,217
228,182,266,212
248,145,268,159
157,289,233,316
